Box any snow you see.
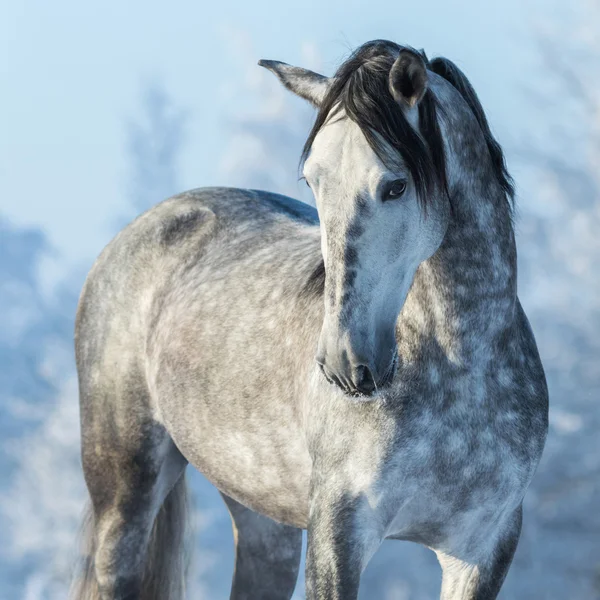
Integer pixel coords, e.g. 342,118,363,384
1,7,599,597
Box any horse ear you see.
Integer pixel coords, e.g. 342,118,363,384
388,49,428,109
258,60,331,108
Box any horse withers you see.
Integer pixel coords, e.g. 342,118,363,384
72,40,548,600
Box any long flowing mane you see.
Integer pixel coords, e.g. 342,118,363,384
301,39,514,213
301,40,448,205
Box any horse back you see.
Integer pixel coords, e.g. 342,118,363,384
75,187,321,525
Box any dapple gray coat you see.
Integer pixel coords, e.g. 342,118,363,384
72,41,548,600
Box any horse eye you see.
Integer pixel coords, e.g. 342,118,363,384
383,179,407,201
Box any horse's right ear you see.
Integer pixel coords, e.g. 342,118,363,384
388,49,428,110
258,60,331,108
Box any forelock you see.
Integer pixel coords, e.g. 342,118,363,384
301,40,448,206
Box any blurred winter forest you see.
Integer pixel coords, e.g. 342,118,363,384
1,4,599,599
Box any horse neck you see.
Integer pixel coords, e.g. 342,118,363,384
398,183,517,369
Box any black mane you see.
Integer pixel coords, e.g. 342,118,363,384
301,40,514,209
301,40,447,204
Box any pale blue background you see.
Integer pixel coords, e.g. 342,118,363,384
1,1,599,598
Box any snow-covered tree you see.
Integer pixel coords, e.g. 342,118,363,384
217,35,318,206
507,3,600,596
0,82,193,600
3,9,600,596
124,82,188,218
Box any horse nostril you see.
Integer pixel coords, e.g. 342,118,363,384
354,365,376,396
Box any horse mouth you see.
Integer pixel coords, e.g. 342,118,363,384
318,349,398,398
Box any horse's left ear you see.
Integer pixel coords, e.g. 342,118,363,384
258,60,331,108
388,49,428,109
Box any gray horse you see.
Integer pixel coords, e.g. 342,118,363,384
72,40,548,600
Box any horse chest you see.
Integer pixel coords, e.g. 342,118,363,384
384,387,537,545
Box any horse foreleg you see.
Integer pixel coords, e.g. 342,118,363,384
305,487,384,600
438,505,522,600
221,493,302,600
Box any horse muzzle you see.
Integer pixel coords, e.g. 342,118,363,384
316,350,397,398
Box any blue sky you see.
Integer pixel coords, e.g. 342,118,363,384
1,0,547,268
